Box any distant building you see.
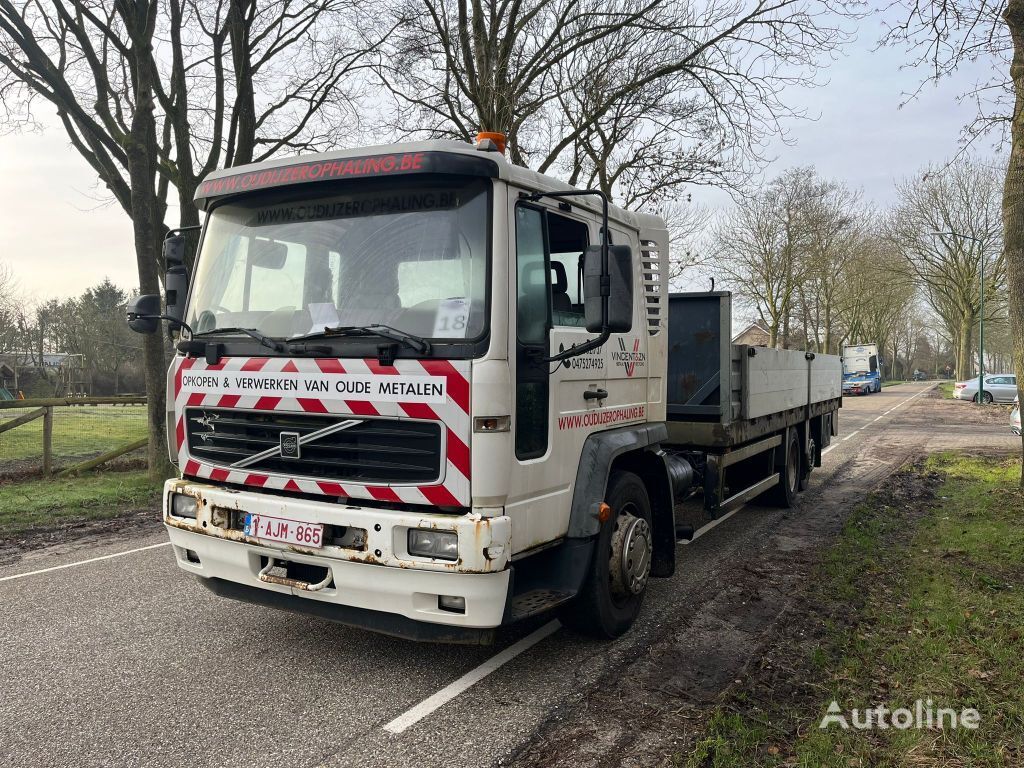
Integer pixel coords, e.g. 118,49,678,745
732,322,771,347
0,353,88,396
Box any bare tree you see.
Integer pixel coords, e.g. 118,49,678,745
0,0,377,477
885,159,1005,380
374,0,854,206
0,262,23,355
883,0,1024,483
662,198,712,287
715,167,833,348
833,233,916,363
793,181,864,352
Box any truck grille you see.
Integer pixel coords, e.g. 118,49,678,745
185,408,442,485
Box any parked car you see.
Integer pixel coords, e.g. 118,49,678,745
953,374,1018,403
1012,396,1021,436
842,376,873,396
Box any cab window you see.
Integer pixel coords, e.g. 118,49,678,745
547,213,588,327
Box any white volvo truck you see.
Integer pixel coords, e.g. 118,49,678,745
128,136,842,643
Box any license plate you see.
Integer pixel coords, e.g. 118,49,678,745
244,513,323,549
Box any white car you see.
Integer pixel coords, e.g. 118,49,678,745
1012,396,1021,436
954,374,1018,404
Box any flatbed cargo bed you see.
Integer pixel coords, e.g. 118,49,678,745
664,293,842,450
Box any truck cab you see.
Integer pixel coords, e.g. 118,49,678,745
129,137,840,643
841,343,881,394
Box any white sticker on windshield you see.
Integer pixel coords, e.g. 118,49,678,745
432,298,471,338
308,302,340,333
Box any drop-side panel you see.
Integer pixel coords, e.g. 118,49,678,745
740,347,842,419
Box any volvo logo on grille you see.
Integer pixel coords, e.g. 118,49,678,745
280,432,301,460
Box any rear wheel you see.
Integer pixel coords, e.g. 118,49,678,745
562,471,653,638
766,428,800,508
798,434,814,492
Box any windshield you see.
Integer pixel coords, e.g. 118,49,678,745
187,177,490,344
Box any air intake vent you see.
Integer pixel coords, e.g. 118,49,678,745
185,408,442,485
640,240,665,335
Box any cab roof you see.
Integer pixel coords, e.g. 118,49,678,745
194,139,666,233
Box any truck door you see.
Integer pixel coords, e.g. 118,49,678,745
507,201,604,552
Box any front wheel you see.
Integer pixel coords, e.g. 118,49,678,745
561,471,653,639
974,391,994,404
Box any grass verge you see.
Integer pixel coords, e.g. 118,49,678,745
0,469,161,538
882,380,905,387
683,453,1024,768
938,382,956,399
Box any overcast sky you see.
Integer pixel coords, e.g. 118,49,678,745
0,11,1000,302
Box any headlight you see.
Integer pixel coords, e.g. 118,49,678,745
407,529,458,561
170,493,198,519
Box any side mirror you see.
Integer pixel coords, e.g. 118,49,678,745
127,294,161,334
163,234,190,325
583,244,633,334
164,233,187,267
165,265,189,325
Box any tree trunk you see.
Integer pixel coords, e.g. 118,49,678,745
956,316,974,381
1003,0,1024,484
125,17,173,481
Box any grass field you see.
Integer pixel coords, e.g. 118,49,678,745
0,469,161,537
684,453,1024,767
0,405,147,467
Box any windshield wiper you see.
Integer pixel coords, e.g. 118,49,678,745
293,324,431,354
192,327,284,352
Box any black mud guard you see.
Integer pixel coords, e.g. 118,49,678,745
568,423,676,578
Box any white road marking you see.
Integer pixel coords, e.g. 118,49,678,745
0,542,172,583
383,619,562,734
836,384,933,443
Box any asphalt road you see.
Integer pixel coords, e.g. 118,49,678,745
1,383,1016,768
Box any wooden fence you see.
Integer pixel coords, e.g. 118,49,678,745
0,396,147,476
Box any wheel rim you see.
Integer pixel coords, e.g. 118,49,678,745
608,508,652,600
786,441,799,491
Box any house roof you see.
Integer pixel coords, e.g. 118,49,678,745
732,322,771,343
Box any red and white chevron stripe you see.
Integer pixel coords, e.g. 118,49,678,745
170,355,471,507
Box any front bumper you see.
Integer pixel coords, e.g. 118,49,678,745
163,480,512,636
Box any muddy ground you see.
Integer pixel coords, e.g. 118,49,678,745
0,504,162,567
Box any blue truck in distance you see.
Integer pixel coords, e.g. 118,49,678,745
841,343,881,395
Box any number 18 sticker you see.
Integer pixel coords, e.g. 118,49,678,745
433,298,471,338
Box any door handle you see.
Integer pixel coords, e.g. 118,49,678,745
584,388,608,401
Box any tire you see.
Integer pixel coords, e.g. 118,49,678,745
798,432,814,492
974,391,994,404
561,471,653,639
765,428,800,508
